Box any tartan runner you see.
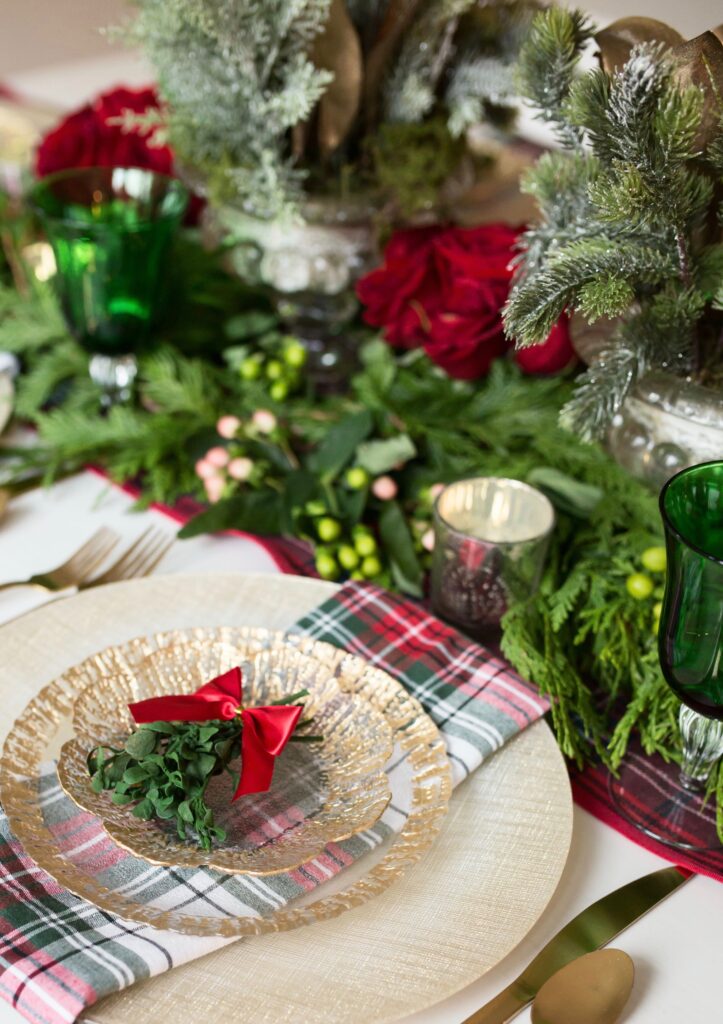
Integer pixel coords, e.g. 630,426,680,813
0,580,547,1024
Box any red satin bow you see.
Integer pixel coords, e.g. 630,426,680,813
128,667,303,799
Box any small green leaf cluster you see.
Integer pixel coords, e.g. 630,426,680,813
88,720,241,851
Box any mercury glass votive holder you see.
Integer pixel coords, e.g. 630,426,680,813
28,166,188,404
431,477,555,638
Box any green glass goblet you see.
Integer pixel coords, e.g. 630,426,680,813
28,167,188,404
610,460,723,850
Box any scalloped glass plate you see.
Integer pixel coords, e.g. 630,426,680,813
57,634,393,875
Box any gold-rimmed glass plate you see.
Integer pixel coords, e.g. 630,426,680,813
58,636,393,875
0,626,451,936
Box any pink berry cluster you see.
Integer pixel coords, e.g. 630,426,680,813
194,409,278,503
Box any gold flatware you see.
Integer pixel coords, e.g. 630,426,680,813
0,488,9,524
0,526,119,593
531,949,634,1024
81,526,173,587
464,865,691,1023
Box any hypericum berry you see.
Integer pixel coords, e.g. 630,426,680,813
345,467,370,490
269,380,289,402
283,341,307,368
641,546,666,573
239,357,262,381
360,555,383,578
626,572,654,600
251,409,277,433
205,446,230,468
653,600,663,619
216,415,241,439
372,475,398,501
337,545,360,571
266,359,284,381
204,475,225,504
354,532,378,557
227,456,254,482
304,500,327,517
317,517,342,543
195,458,217,480
315,551,340,581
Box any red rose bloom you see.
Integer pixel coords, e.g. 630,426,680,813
36,86,173,178
357,223,574,378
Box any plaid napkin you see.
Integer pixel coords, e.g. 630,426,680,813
0,581,548,1024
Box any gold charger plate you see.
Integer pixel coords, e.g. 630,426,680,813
58,631,394,875
0,571,572,1022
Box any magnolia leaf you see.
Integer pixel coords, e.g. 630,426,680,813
595,17,683,73
356,434,417,475
312,0,363,156
671,32,723,150
363,0,425,128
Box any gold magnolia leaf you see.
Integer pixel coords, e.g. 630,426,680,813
312,0,363,157
595,16,684,73
671,31,723,149
363,0,425,129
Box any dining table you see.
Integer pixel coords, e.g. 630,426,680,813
0,44,722,1024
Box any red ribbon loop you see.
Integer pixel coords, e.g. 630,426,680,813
127,665,302,797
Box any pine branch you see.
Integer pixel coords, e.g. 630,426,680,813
515,7,593,147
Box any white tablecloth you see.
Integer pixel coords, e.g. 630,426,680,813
0,472,719,1024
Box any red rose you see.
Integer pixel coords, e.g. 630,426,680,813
36,86,173,178
513,315,575,374
357,223,574,379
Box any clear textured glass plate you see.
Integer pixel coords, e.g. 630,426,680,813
58,633,393,875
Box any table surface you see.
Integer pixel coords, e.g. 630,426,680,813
0,472,720,1024
2,41,723,1022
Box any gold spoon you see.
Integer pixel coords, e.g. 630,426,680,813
0,488,9,524
531,949,634,1024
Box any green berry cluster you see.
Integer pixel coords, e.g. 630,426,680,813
239,335,307,402
626,546,666,628
303,501,384,582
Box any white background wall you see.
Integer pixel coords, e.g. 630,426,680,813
2,0,721,80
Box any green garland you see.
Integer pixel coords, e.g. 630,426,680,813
1,238,719,837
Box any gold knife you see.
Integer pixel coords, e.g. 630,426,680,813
463,865,691,1023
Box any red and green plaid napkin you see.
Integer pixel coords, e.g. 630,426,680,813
0,581,548,1024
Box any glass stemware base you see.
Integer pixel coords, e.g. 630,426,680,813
89,354,139,407
608,706,723,851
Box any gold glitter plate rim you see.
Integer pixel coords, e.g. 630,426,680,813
0,625,452,937
56,633,395,875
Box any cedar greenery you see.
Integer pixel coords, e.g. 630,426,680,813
505,8,723,440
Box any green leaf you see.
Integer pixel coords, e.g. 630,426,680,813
306,410,373,479
142,721,176,734
110,791,135,806
378,501,423,595
198,725,219,744
124,730,157,758
527,466,603,518
178,490,285,538
123,765,150,785
178,800,194,823
224,311,277,341
132,799,155,820
196,752,217,778
356,435,417,475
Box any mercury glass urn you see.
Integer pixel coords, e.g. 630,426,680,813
212,196,380,385
608,371,723,489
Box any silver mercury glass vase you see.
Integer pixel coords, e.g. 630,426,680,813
210,196,380,386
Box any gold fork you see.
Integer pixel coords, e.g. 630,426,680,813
80,527,173,588
0,527,120,593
